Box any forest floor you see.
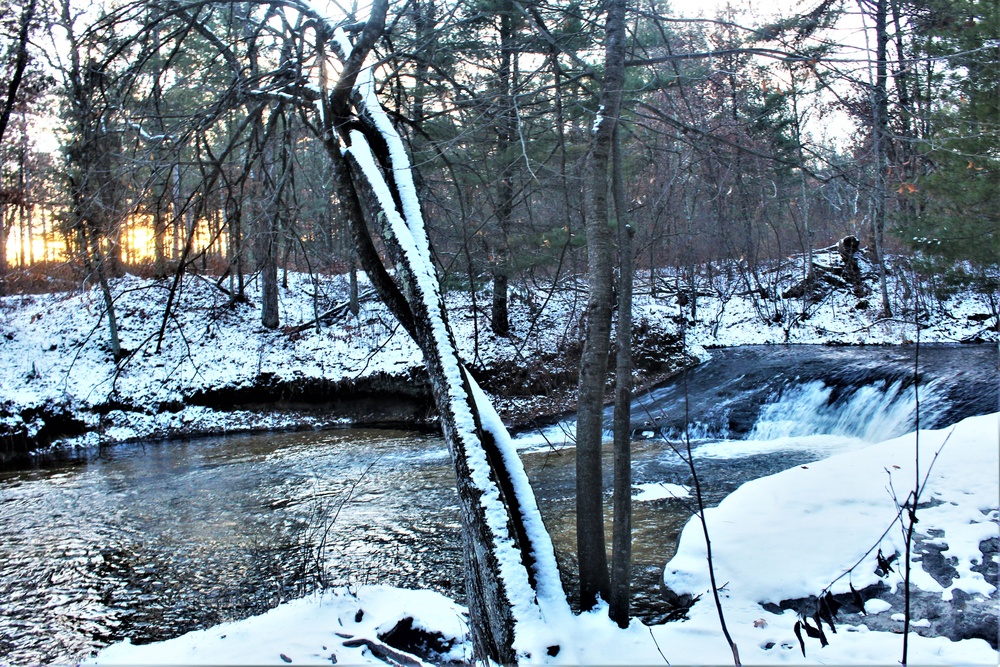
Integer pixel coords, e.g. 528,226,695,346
0,246,996,462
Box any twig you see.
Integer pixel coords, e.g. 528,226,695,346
648,626,671,665
353,321,402,379
679,317,740,666
315,457,382,586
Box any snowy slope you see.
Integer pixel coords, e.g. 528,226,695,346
0,252,996,455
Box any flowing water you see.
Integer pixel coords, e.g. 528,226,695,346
0,345,995,665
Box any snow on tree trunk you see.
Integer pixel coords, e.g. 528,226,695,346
308,12,571,663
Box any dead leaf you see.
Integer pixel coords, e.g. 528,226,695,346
851,583,866,614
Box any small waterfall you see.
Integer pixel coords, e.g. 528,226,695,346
516,346,992,449
747,378,950,443
649,422,731,442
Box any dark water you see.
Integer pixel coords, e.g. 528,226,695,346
0,344,995,665
0,430,465,664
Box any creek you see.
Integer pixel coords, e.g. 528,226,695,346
0,344,995,665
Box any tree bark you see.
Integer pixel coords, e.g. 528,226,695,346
576,0,627,612
82,219,121,360
0,205,9,296
349,253,360,316
609,128,633,628
871,0,893,317
151,17,168,278
491,3,516,336
259,215,280,328
258,111,291,330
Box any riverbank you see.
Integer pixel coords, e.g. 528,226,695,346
84,412,999,666
1,250,996,464
0,270,693,465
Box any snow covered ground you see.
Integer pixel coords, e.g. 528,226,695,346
1,250,995,455
1,252,997,664
84,413,999,666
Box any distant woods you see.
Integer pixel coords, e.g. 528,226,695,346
0,0,996,314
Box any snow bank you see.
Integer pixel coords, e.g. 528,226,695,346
665,253,998,349
1,246,995,455
0,271,596,453
84,586,470,666
663,412,999,605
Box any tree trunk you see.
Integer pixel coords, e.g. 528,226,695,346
151,21,168,278
227,191,245,301
259,217,279,328
576,0,627,612
152,187,168,277
609,129,633,628
18,159,28,267
491,4,516,336
319,14,568,662
349,253,360,316
171,162,186,267
40,200,48,263
0,206,9,296
84,223,121,360
491,268,509,334
872,0,893,317
411,0,435,127
257,144,280,329
107,220,124,277
20,120,35,268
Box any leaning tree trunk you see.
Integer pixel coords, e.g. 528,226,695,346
313,10,570,663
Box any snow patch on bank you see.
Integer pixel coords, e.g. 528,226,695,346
85,586,470,666
663,413,999,607
633,482,692,501
669,252,997,349
2,248,995,454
